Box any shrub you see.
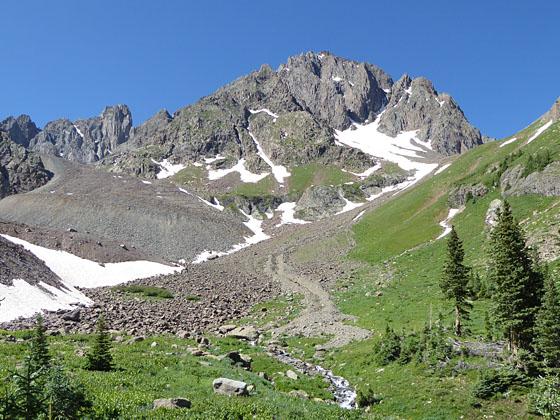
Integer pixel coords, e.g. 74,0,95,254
356,386,383,408
472,368,528,399
373,325,401,365
530,375,560,418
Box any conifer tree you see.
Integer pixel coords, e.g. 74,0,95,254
85,315,114,371
489,201,543,353
440,226,472,336
29,315,50,370
535,274,560,371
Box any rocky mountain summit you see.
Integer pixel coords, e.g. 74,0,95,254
0,114,40,148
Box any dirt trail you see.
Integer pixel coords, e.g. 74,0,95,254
266,253,370,347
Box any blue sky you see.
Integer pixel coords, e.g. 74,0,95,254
0,0,558,138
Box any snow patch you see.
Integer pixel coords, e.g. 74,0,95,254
192,211,270,263
352,210,366,221
276,202,309,226
207,158,269,183
73,124,84,138
151,159,186,179
336,197,364,215
249,108,279,121
527,121,553,143
204,154,226,164
248,132,290,184
1,234,181,288
141,180,152,185
332,76,343,82
499,137,518,148
436,208,461,240
434,163,451,175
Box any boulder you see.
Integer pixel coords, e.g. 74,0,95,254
448,183,488,207
289,390,309,399
61,309,81,322
226,325,258,341
153,398,191,409
218,324,237,334
224,351,252,369
286,370,298,380
485,199,503,229
212,378,249,396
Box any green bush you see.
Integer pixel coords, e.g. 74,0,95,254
373,325,401,365
530,375,560,418
356,385,383,408
472,368,528,399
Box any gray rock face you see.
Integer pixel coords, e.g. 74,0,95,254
485,199,504,228
0,133,52,199
295,185,347,221
448,183,488,207
0,115,40,148
212,378,249,397
128,109,172,148
279,51,392,129
378,75,483,155
502,162,560,196
29,105,132,163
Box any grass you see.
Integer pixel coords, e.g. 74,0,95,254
288,164,355,197
172,165,206,186
0,331,360,419
113,285,174,299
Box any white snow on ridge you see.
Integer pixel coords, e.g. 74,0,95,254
248,132,291,184
275,202,309,227
499,137,518,148
527,120,553,144
342,164,381,179
334,116,438,187
332,76,343,82
207,158,269,183
73,124,84,138
152,159,186,179
204,154,225,164
249,108,279,120
0,234,182,288
0,279,92,323
336,197,364,215
192,210,270,263
434,163,451,175
141,180,152,185
436,208,461,240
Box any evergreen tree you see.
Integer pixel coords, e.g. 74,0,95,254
440,226,472,336
535,274,560,371
11,356,46,419
489,201,543,353
29,315,50,370
85,315,114,371
44,364,91,418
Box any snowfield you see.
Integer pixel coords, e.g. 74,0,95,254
0,235,181,322
335,116,438,188
248,132,291,184
152,159,186,179
499,137,518,148
192,211,270,263
276,202,309,226
527,120,553,144
436,208,461,240
207,158,269,183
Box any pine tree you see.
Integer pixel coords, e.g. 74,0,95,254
85,315,114,371
534,274,560,371
11,356,46,419
440,226,472,336
29,315,50,370
489,201,543,353
44,364,91,418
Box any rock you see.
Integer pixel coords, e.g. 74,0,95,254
247,384,255,393
29,105,132,163
196,336,209,346
286,370,298,380
257,372,271,381
503,162,560,197
212,378,249,396
0,114,40,148
295,185,347,221
0,133,52,199
226,325,258,341
150,341,158,348
61,309,81,322
378,75,482,155
289,390,309,399
224,351,252,369
448,183,488,207
218,324,236,334
485,199,504,229
153,398,191,409
176,330,190,339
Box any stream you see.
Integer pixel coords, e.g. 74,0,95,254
267,347,357,409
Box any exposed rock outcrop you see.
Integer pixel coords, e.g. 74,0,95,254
29,105,132,163
448,183,488,207
502,162,560,197
0,132,52,198
0,115,40,148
